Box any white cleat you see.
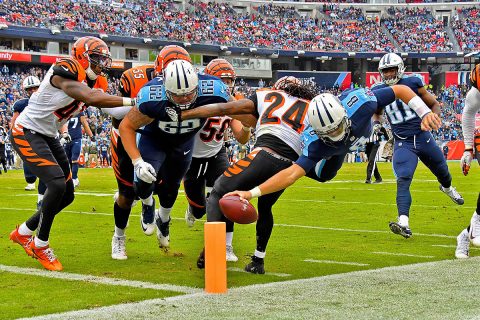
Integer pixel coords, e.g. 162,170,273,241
185,206,195,228
111,235,127,260
455,229,470,259
439,185,464,205
226,245,238,262
25,183,35,191
73,178,80,189
156,213,171,248
469,211,480,247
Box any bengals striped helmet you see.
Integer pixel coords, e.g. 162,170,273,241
204,59,236,93
155,45,191,75
71,36,112,80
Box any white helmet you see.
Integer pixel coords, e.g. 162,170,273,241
22,76,41,90
163,60,198,110
308,93,350,142
378,53,405,86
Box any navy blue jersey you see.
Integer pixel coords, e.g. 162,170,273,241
67,112,84,140
371,74,424,137
137,74,230,145
12,98,29,114
296,87,395,173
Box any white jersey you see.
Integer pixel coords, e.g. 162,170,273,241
254,89,310,155
16,58,107,138
193,115,231,158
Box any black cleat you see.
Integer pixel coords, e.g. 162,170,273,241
365,180,372,184
389,221,412,239
196,248,205,269
245,256,265,274
373,178,382,184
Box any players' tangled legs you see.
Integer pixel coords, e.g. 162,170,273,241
6,39,478,273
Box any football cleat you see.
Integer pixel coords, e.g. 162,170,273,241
30,241,63,271
455,229,470,259
111,235,127,260
373,179,383,184
469,211,480,247
439,185,464,205
226,245,238,262
140,198,156,236
72,178,80,189
389,221,412,239
9,226,34,257
197,248,205,269
24,183,35,191
245,256,265,274
185,206,195,227
365,180,372,184
156,215,171,248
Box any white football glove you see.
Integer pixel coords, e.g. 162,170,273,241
460,149,473,176
59,132,72,146
133,159,157,183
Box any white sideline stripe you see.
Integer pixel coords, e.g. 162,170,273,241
304,259,369,266
0,207,458,239
20,258,480,320
227,267,291,277
372,251,435,258
432,244,480,250
0,264,200,294
296,185,479,195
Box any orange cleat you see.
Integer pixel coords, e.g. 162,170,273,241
30,241,63,271
9,226,34,257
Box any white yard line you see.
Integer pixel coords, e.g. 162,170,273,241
0,207,458,239
432,244,480,250
304,259,369,266
19,258,480,320
371,251,435,258
227,267,291,277
0,264,200,294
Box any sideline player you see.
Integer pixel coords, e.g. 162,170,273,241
455,63,480,259
119,60,231,251
9,36,136,271
184,84,441,273
106,45,191,260
372,53,463,238
183,59,251,262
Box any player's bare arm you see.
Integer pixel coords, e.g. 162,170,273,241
181,99,256,120
119,106,154,161
10,111,19,129
391,84,441,131
80,115,94,138
229,119,251,145
226,163,307,201
417,86,441,114
51,76,134,108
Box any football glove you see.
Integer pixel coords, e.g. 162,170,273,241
133,159,156,183
460,149,473,176
59,132,72,146
90,135,96,142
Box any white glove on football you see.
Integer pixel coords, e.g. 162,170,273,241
59,132,72,146
460,149,473,176
133,159,157,183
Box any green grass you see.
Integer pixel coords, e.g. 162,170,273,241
0,162,478,319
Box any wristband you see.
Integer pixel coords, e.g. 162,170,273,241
242,126,252,133
249,186,262,199
122,97,135,106
407,96,431,119
132,157,143,166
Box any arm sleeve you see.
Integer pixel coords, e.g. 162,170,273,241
372,87,396,110
295,155,318,173
101,106,133,120
462,87,480,149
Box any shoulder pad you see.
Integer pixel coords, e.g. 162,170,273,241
470,64,480,90
53,58,86,82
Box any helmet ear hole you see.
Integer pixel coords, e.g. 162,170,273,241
163,60,199,110
308,93,350,142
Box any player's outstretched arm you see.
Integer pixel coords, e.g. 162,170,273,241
181,99,256,120
225,163,306,201
119,106,154,161
417,86,441,114
391,84,441,131
51,76,135,108
229,119,252,145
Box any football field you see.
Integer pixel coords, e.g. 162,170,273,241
1,162,479,319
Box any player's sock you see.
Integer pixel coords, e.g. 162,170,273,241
398,214,409,227
34,237,48,248
254,249,266,259
142,195,153,206
37,194,44,204
114,226,125,237
71,162,79,180
18,222,34,236
226,232,233,247
158,206,172,223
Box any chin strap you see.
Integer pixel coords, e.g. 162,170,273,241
86,66,98,80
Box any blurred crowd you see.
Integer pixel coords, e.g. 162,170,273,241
0,0,477,52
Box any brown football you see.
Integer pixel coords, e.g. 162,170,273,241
219,195,258,224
